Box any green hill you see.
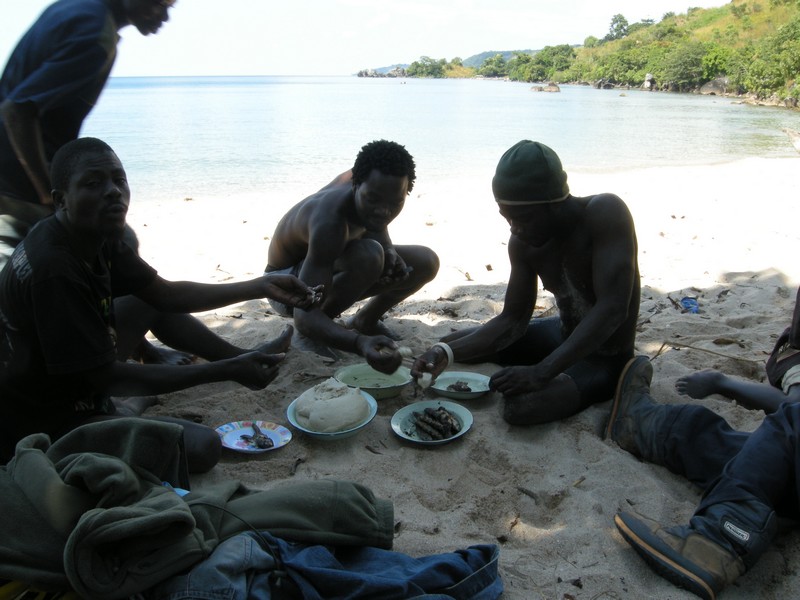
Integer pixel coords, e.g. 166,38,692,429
386,0,800,102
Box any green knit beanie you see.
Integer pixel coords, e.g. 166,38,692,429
492,140,569,204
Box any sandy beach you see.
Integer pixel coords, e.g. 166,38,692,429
127,156,800,599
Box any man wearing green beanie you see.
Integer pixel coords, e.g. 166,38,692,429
412,140,640,425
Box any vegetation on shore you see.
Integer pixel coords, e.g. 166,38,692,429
360,0,800,103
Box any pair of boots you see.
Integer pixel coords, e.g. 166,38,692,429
605,356,777,600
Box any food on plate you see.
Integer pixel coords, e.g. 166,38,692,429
413,406,462,441
294,378,370,433
239,422,274,449
447,380,472,393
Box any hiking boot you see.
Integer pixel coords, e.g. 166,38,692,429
614,511,745,600
603,356,654,455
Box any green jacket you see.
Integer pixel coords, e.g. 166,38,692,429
0,418,394,599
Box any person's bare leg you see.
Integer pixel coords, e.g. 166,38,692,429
115,295,293,362
346,245,439,337
676,369,789,413
131,338,194,365
502,374,582,425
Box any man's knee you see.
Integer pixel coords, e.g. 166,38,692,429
183,424,222,473
413,247,440,283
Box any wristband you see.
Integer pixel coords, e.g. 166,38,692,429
432,342,454,368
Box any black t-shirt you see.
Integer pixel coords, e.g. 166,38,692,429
0,216,156,459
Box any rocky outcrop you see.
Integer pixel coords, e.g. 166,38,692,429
700,77,729,95
642,73,657,91
531,82,560,92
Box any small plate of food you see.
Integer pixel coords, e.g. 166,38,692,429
430,371,491,400
216,420,292,453
390,399,473,445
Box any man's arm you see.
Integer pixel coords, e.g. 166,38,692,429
134,273,317,314
0,100,51,205
534,195,638,379
292,216,364,352
411,237,537,380
450,238,538,361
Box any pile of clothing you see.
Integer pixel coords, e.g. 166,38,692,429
0,418,502,599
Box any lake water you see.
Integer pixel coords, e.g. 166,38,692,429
83,76,800,203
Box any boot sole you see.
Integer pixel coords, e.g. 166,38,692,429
614,513,718,600
603,356,646,440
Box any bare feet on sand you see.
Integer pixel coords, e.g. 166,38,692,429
134,339,195,365
344,316,402,341
254,324,294,354
675,370,725,399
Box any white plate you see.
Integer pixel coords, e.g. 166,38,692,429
430,371,491,399
286,390,378,440
216,420,292,453
390,400,473,445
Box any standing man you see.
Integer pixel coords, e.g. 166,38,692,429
412,140,640,425
0,0,214,365
0,0,175,265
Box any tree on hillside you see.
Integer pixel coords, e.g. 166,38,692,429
407,56,446,78
605,14,629,41
478,54,508,77
660,41,707,90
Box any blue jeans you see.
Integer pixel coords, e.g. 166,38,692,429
150,531,503,600
697,401,800,520
654,401,799,519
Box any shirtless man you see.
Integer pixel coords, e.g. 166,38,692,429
266,139,439,373
412,140,640,425
0,138,318,471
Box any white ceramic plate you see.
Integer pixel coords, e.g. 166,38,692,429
216,420,292,453
286,390,378,440
430,371,491,400
390,399,473,445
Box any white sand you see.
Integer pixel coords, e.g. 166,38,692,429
128,156,800,599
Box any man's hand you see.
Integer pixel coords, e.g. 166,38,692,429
379,248,410,285
357,335,403,374
226,351,285,390
410,345,449,386
262,274,322,310
489,365,552,396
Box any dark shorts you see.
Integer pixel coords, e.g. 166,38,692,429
496,316,631,408
264,264,301,317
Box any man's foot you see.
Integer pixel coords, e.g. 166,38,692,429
344,316,402,341
675,370,724,399
133,339,195,365
603,355,653,453
614,511,744,600
291,330,339,362
254,324,294,354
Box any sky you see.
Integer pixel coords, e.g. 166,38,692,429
2,0,730,77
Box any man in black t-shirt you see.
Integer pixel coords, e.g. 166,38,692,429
0,137,320,470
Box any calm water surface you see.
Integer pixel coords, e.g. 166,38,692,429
83,76,800,202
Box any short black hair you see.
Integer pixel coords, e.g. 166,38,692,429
50,137,117,191
352,140,416,193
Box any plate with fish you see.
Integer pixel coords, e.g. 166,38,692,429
430,371,491,400
390,400,473,446
216,420,292,453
